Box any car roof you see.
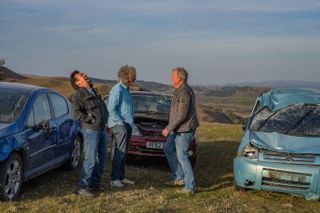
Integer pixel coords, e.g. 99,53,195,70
259,87,320,111
130,90,171,96
104,90,171,99
0,82,65,98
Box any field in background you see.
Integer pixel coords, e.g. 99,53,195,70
16,76,257,124
17,77,111,98
2,70,319,212
1,123,320,213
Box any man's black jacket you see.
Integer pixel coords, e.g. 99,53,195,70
71,87,108,130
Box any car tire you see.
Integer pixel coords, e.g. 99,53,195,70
0,153,23,201
64,136,82,170
234,181,248,191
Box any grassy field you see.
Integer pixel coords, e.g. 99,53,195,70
18,77,111,98
1,123,320,212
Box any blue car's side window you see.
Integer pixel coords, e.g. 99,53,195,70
27,108,35,127
27,94,52,127
48,93,69,119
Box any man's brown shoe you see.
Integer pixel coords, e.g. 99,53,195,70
164,179,185,187
176,188,194,194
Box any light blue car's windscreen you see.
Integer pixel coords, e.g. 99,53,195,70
249,104,320,137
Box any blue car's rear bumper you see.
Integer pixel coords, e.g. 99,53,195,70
234,157,320,200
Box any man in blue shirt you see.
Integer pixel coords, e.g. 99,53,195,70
108,65,136,187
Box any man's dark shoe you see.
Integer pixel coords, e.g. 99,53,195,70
90,185,106,193
165,179,185,187
78,188,95,197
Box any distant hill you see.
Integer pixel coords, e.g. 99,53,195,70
7,65,307,123
90,77,172,93
197,104,234,124
0,66,27,81
223,80,320,89
193,85,269,97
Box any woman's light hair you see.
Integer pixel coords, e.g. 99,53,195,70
117,65,136,85
172,67,188,82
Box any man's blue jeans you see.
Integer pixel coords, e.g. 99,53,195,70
164,131,196,191
79,129,108,189
111,124,132,181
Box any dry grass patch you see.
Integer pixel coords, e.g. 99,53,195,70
1,123,320,212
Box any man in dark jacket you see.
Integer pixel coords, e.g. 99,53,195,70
70,70,108,197
162,67,199,194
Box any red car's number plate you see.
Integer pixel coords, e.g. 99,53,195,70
146,142,164,149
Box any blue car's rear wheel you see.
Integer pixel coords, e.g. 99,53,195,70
64,135,81,170
0,153,23,201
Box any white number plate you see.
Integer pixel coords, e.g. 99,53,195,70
146,142,164,149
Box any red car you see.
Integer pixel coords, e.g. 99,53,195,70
105,91,198,166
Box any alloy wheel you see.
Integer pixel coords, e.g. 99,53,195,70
4,159,22,200
71,137,81,168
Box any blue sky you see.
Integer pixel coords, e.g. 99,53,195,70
1,0,320,85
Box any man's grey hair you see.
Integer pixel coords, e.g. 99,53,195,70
172,67,188,82
117,65,136,85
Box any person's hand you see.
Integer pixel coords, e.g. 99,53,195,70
162,128,169,137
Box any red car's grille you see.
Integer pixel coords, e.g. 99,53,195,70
129,146,165,157
141,130,165,138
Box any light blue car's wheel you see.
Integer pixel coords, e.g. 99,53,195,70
0,153,23,201
234,181,250,192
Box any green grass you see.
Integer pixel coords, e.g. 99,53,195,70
197,122,243,142
198,96,257,113
1,123,320,212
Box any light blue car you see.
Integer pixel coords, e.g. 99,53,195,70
233,88,320,200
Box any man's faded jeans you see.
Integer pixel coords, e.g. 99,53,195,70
164,131,196,191
111,124,132,181
79,129,108,189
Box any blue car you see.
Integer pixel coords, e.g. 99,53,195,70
234,88,320,200
0,82,82,201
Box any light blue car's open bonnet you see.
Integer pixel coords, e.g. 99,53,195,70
250,88,320,154
259,88,320,112
250,131,320,154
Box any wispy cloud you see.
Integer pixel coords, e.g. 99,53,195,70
2,0,320,14
1,0,320,84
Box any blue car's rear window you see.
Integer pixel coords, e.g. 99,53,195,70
0,89,27,123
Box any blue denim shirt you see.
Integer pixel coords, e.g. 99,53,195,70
107,82,134,128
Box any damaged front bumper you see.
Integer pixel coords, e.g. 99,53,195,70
234,157,320,201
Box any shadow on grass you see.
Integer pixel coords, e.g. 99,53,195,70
18,140,239,200
195,140,239,188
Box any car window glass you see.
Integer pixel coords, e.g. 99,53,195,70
0,89,27,123
26,108,35,127
133,95,171,114
250,104,320,136
33,94,52,124
251,99,261,115
49,93,68,118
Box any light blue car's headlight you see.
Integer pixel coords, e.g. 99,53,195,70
132,125,142,136
240,144,259,160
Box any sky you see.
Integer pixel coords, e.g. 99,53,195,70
1,0,320,85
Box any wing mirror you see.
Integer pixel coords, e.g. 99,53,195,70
32,120,50,131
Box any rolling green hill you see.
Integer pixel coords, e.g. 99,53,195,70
0,66,268,123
